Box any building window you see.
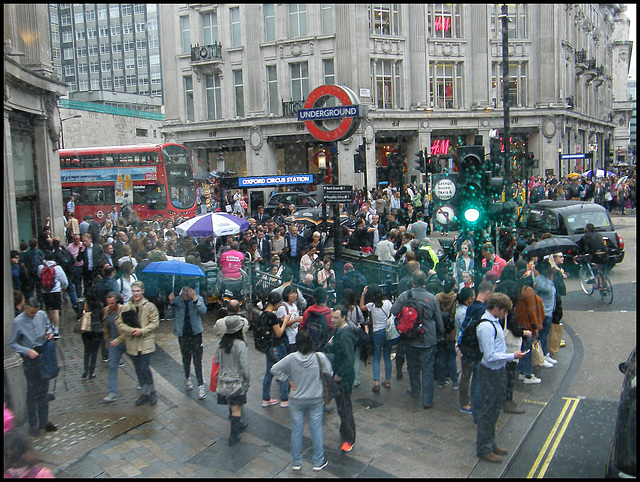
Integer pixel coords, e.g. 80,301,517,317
203,12,217,45
185,76,195,121
121,5,131,16
231,7,241,46
374,59,402,109
206,74,222,120
100,43,110,55
90,61,99,73
321,4,332,34
492,61,528,108
491,4,527,38
148,36,159,49
124,39,134,52
61,14,71,26
88,44,97,56
135,38,146,49
151,72,161,85
86,27,96,39
137,55,146,68
290,62,309,102
135,20,145,33
91,78,100,90
370,4,400,35
181,16,190,54
288,4,307,38
101,60,111,72
264,4,275,42
111,24,121,36
75,30,86,41
267,65,278,115
50,13,59,26
139,72,148,86
64,65,75,77
429,61,463,109
112,40,121,53
79,79,89,91
113,58,123,70
51,30,60,44
323,58,335,85
125,57,135,69
52,48,61,60
62,31,73,43
114,76,123,88
102,77,112,89
136,128,148,137
427,4,461,38
99,26,109,38
122,22,132,34
74,11,84,23
109,5,119,18
77,62,87,74
76,45,86,57
133,4,145,16
126,74,136,87
64,47,74,59
85,9,95,22
234,70,244,117
98,8,107,20
149,54,160,67
148,18,158,31
67,82,76,93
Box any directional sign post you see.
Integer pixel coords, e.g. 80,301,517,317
323,185,354,204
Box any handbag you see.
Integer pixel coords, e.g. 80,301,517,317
215,350,243,398
73,311,92,334
531,339,545,367
385,313,400,341
315,353,338,405
548,323,563,356
209,357,220,392
503,321,522,355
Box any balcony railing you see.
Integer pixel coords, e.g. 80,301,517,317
191,42,223,62
282,99,305,118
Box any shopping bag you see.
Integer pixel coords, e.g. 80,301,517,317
385,314,400,341
548,323,563,356
73,311,92,334
209,357,220,392
531,339,545,367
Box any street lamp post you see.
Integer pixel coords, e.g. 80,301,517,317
59,114,82,149
318,148,327,236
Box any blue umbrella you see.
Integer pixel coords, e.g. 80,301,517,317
142,260,205,277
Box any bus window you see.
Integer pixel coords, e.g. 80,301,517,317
133,185,166,210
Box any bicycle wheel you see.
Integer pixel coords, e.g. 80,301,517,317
579,265,595,295
599,273,614,304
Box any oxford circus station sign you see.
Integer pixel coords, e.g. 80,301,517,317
297,85,366,142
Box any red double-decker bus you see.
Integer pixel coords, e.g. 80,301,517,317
60,143,197,222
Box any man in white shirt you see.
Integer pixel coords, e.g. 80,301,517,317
375,229,397,263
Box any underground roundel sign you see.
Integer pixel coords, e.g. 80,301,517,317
298,85,364,142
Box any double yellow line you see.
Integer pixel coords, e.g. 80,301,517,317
527,397,580,478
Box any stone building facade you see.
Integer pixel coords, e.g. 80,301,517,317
159,4,632,196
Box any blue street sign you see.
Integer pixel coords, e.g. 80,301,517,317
238,174,314,187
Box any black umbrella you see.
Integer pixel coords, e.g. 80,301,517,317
285,207,351,227
521,237,580,258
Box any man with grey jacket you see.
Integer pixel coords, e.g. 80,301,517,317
167,282,208,400
390,270,444,409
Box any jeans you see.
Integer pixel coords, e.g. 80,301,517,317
334,385,356,444
82,332,103,375
108,342,127,394
353,346,362,384
470,363,483,423
505,361,517,402
539,315,552,356
405,344,436,407
179,333,204,386
395,339,406,374
518,336,533,376
435,340,459,385
72,265,83,298
262,343,289,402
131,352,155,395
372,330,392,381
459,356,474,408
289,398,324,466
21,354,50,429
476,365,506,456
66,281,79,310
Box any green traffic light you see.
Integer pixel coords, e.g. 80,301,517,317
463,207,481,223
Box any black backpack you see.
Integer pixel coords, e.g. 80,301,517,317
254,311,275,354
303,310,328,351
394,290,424,339
458,315,497,363
54,248,74,276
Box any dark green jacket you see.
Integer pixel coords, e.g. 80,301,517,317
327,324,357,394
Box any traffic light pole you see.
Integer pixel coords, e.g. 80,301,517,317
331,142,342,286
501,5,512,207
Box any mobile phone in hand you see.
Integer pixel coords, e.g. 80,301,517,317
523,349,531,354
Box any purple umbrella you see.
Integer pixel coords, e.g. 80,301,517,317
175,212,250,238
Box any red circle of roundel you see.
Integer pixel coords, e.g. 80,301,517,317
303,85,355,142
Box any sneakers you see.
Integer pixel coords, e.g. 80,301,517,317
323,405,335,413
261,399,279,407
280,400,289,408
149,391,158,406
523,374,542,384
102,357,109,363
185,378,194,391
541,360,554,368
118,361,126,368
460,406,473,414
291,464,301,471
53,333,61,340
518,373,527,381
545,354,558,365
313,460,329,471
135,394,150,406
341,442,354,452
437,380,450,388
103,393,117,403
452,382,460,390
198,385,206,400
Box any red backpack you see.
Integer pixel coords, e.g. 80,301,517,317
41,264,57,292
394,290,424,339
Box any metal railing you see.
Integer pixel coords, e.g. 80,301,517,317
191,42,223,62
282,99,305,118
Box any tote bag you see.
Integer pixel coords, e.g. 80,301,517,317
503,321,522,354
531,339,545,367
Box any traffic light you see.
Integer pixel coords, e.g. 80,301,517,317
376,166,389,185
354,142,365,173
490,137,502,174
426,154,433,174
388,153,402,184
457,145,486,231
414,150,425,172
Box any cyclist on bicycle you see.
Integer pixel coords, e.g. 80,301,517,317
578,223,608,266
